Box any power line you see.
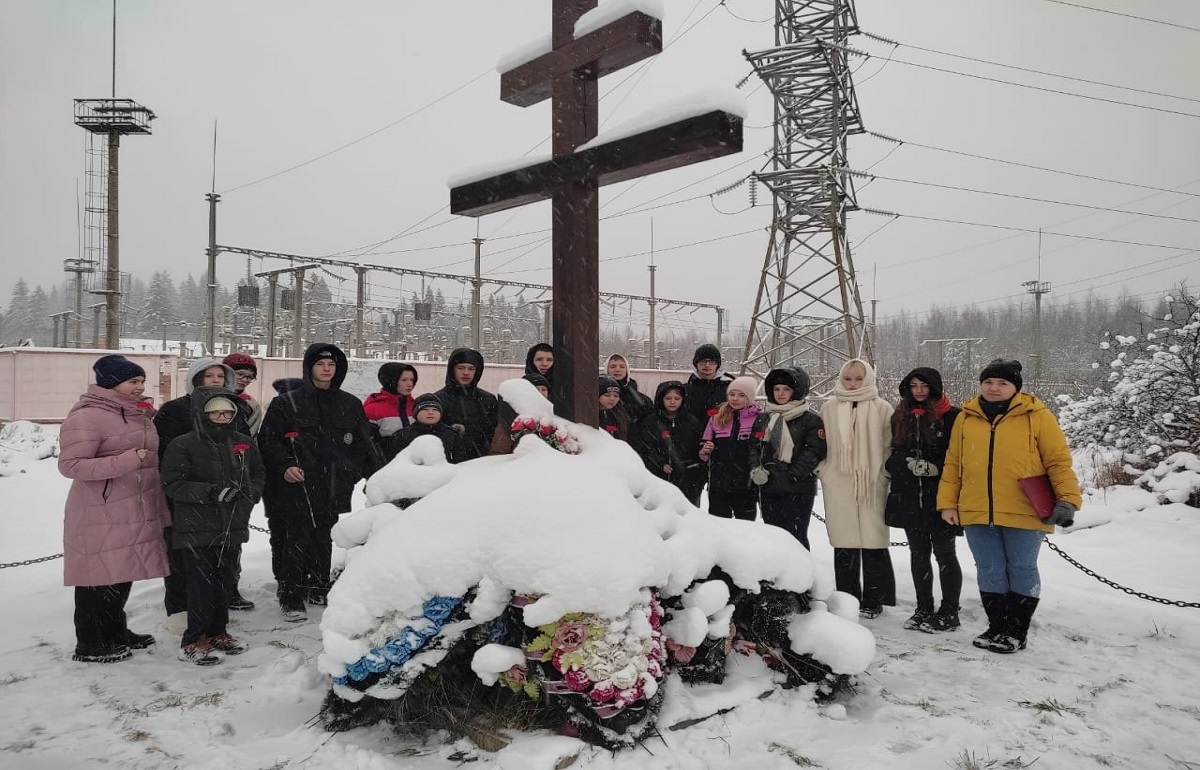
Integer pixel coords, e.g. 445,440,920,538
836,44,1200,120
865,131,1200,199
221,69,492,195
846,169,1200,224
861,33,1200,105
1038,0,1200,34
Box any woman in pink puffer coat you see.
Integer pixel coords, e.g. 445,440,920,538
59,355,170,663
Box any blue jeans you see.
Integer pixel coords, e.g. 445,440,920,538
965,525,1044,597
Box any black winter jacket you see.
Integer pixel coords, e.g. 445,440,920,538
749,410,825,497
884,404,962,532
684,371,733,424
630,381,706,487
434,348,498,461
160,387,265,550
615,377,653,423
388,420,466,464
257,343,380,520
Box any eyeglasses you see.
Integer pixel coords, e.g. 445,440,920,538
207,410,236,420
234,371,256,381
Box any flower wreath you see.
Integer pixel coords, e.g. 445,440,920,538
509,415,581,455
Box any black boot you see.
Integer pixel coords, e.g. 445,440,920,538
989,593,1039,654
972,592,1006,649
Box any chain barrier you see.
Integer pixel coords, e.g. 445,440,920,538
2,524,273,569
811,511,1198,608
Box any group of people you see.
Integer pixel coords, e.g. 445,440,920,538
58,339,1079,669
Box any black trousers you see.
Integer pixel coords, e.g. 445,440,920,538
905,526,963,613
833,547,897,611
267,510,335,604
707,489,758,521
74,582,132,650
178,546,237,646
760,492,816,550
163,526,188,616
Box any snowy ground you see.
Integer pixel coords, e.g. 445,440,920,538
1,423,1198,770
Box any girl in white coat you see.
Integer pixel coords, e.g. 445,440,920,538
819,359,896,617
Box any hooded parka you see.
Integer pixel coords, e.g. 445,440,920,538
885,368,962,532
160,387,266,550
434,347,498,461
937,392,1082,533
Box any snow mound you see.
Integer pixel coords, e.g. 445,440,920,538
0,421,56,476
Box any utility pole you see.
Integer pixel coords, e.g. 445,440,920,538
204,192,220,354
90,303,105,347
354,265,367,358
648,263,657,369
292,268,308,357
1023,280,1051,385
471,237,484,351
265,274,279,357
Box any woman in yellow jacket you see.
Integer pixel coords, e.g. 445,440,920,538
938,359,1081,654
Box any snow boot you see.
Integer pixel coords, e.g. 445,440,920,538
73,644,132,664
903,608,934,631
972,592,1006,649
178,637,223,666
124,630,157,650
989,593,1038,654
227,592,256,611
209,633,248,655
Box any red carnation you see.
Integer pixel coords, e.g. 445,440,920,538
511,418,524,431
911,408,926,417
284,431,300,440
239,392,252,401
660,430,671,440
753,431,766,439
706,408,718,417
604,425,618,434
232,443,250,454
136,400,154,411
522,418,538,430
538,424,555,437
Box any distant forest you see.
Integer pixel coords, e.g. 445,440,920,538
1,270,1188,397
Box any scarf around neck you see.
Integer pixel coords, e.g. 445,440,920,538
763,400,809,464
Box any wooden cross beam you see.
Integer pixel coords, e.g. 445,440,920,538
449,0,743,425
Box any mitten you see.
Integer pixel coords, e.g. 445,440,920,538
450,423,466,435
749,466,770,486
376,416,405,437
216,486,239,503
1046,500,1076,527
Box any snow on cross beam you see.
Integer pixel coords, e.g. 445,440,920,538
450,110,743,217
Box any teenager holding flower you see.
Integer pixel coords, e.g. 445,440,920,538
819,359,896,618
699,376,762,520
749,367,826,549
598,375,630,441
630,381,706,505
885,368,962,632
160,388,265,665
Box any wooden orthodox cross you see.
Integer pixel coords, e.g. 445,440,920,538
450,0,742,425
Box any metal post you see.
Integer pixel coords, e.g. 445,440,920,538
74,273,84,348
354,266,367,358
105,130,121,349
291,268,307,358
205,192,220,354
391,308,402,358
471,237,483,352
266,274,278,357
91,303,104,347
648,263,657,369
716,307,725,350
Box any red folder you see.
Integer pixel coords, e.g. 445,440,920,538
1019,475,1056,520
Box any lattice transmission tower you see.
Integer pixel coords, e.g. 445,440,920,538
740,0,870,390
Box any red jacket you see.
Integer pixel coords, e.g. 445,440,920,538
363,391,414,422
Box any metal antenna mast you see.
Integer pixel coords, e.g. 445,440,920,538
740,0,869,390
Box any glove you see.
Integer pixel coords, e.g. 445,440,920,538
216,486,240,503
450,423,466,435
1046,500,1076,527
906,456,939,477
749,466,770,486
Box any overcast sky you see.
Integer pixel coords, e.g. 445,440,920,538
1,0,1197,336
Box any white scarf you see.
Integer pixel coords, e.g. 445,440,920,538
829,360,885,506
763,400,809,464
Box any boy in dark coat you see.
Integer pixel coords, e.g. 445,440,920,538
160,387,265,665
598,375,630,442
683,343,734,424
748,367,826,549
630,380,706,505
389,393,465,464
434,347,498,461
885,367,963,633
257,343,381,622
